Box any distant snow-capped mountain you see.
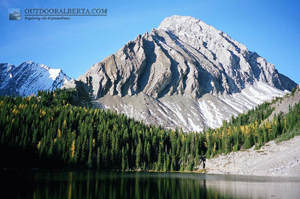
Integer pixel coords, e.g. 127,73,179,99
0,61,71,96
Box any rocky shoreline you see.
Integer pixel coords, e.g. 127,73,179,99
204,135,300,177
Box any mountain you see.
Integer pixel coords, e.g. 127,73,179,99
0,61,71,96
76,15,297,132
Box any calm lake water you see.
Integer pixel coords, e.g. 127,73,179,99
1,171,299,199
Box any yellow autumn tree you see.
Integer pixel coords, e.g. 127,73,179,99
70,140,75,158
62,120,67,130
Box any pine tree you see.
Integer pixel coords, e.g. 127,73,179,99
136,139,142,169
121,147,126,171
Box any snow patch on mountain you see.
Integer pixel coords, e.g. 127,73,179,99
92,82,288,132
49,68,62,81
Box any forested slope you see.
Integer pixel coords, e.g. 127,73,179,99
0,88,299,171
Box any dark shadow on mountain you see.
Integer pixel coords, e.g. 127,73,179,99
137,39,157,93
248,52,263,82
152,31,180,98
278,73,297,91
120,41,143,96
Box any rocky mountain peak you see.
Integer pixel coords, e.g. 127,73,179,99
157,15,247,54
75,15,297,131
158,15,211,33
78,15,296,102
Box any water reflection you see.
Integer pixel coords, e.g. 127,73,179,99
205,175,300,199
1,171,299,199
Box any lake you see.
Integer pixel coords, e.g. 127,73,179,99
1,171,299,199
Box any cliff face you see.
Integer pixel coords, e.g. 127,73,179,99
77,15,297,132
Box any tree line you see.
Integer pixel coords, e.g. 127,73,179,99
0,89,299,171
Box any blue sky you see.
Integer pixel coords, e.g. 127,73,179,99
1,0,299,84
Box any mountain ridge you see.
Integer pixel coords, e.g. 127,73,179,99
75,15,296,132
77,15,295,100
0,61,71,96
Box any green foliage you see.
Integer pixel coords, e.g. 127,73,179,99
0,89,206,171
0,89,299,171
276,129,300,143
291,88,296,95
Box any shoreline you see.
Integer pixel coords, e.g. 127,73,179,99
2,135,299,178
204,135,300,178
2,167,300,179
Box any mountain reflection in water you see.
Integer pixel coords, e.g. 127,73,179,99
1,171,299,199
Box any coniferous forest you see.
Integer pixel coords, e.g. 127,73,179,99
0,88,299,171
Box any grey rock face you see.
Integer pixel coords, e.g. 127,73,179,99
0,61,70,96
78,15,296,100
78,15,297,132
